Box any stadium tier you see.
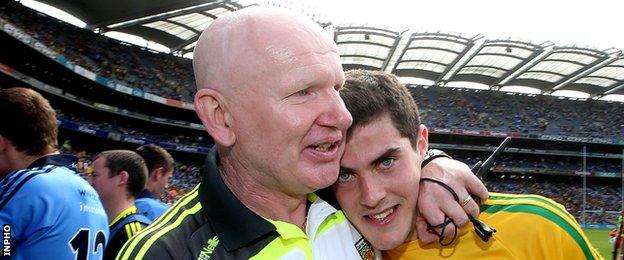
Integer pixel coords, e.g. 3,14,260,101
410,85,624,141
1,2,196,102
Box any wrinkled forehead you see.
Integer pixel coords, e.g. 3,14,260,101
245,16,338,67
240,25,342,91
194,8,341,93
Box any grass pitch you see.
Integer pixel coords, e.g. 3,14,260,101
584,228,614,259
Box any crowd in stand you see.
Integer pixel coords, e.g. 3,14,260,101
452,153,622,174
3,3,623,141
1,2,196,102
56,110,211,147
486,177,621,225
411,86,624,140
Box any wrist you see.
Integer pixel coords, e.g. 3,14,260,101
421,149,451,169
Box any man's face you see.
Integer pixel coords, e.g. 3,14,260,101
226,26,353,195
89,157,119,202
334,114,427,250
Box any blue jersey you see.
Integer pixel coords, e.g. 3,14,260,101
135,189,169,221
0,154,109,260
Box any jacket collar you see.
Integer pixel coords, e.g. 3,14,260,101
198,147,276,251
28,153,77,169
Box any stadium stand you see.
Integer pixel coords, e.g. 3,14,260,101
484,175,621,225
0,2,196,102
56,110,211,148
410,85,624,140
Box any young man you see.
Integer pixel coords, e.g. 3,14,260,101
0,87,109,259
134,144,174,221
334,70,603,259
90,150,152,260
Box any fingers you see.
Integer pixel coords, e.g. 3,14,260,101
418,156,491,244
463,171,489,203
418,181,462,240
414,216,438,244
439,202,468,228
463,196,480,218
442,178,481,219
421,156,488,209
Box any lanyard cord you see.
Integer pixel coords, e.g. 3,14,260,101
420,177,497,246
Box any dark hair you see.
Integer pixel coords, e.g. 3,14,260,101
340,70,421,147
0,87,58,155
96,150,147,198
135,144,175,176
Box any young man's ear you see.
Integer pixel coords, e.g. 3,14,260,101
118,171,129,186
195,88,235,146
417,124,429,157
0,135,6,152
151,167,164,182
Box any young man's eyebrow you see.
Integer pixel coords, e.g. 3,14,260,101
339,166,355,174
370,147,400,167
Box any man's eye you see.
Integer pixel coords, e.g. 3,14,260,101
296,89,309,96
338,171,355,183
379,158,395,169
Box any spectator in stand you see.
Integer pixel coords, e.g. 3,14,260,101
89,150,152,260
0,87,109,259
135,144,174,221
55,110,212,147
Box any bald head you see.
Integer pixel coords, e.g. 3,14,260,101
192,8,337,94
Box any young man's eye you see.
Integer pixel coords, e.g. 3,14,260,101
338,171,355,183
379,158,395,169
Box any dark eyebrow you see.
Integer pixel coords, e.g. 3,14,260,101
339,166,355,174
370,147,400,167
339,147,400,173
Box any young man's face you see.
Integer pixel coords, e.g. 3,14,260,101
89,156,120,202
334,114,428,250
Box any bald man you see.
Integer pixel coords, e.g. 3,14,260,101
117,8,486,260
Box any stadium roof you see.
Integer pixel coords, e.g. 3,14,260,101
35,0,244,53
24,0,624,97
335,26,624,97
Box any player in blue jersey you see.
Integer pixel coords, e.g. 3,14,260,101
134,144,174,221
0,87,109,260
89,150,152,260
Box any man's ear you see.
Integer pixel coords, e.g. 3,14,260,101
118,171,129,186
195,88,235,147
0,135,6,152
151,167,164,182
417,124,429,157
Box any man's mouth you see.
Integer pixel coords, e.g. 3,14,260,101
364,205,398,224
314,142,335,152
